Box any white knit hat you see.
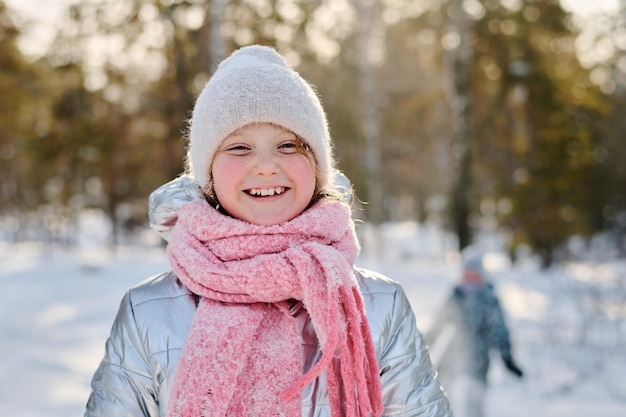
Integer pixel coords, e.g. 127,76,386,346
187,45,334,192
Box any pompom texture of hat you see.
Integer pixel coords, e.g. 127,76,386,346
187,45,334,191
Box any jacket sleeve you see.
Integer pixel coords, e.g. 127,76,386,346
379,285,453,417
85,291,159,417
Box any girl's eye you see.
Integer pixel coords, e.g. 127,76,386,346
278,142,300,153
225,145,251,154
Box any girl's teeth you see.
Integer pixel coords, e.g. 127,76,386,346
250,187,284,196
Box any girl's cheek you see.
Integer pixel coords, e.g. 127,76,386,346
213,157,246,175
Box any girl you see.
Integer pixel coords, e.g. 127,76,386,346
85,45,451,417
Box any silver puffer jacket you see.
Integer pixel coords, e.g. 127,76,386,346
85,176,452,417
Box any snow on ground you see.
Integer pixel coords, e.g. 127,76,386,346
1,221,625,416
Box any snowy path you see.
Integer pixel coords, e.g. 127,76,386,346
1,241,624,416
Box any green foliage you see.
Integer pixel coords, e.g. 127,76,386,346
466,0,611,264
0,1,49,211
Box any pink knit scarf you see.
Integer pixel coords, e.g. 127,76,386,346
166,199,383,417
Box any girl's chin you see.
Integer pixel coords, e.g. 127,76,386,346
239,209,300,226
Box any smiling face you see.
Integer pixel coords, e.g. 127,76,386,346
211,123,317,225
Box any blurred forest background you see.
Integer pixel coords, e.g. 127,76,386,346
1,0,625,267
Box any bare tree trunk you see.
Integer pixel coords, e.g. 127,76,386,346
355,0,384,261
450,0,474,250
356,0,383,224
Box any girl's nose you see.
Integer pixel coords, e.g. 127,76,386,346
254,153,279,175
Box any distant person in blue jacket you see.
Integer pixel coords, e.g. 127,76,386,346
427,254,523,417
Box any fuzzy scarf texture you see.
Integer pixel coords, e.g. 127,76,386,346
166,199,383,417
